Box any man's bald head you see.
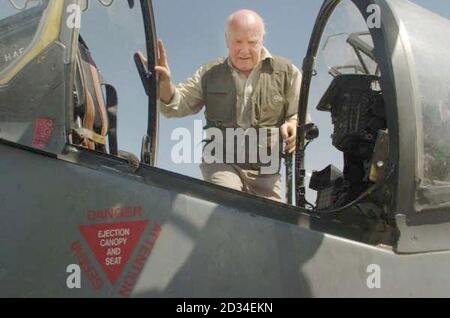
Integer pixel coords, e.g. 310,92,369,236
225,10,266,76
226,9,266,40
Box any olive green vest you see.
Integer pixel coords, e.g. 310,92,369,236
201,56,294,129
201,56,295,172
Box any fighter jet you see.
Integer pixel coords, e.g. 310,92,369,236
0,0,449,297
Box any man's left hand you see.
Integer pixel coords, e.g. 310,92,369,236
280,120,297,154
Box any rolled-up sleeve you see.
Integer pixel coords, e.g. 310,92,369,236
158,65,206,118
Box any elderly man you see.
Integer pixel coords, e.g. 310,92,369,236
152,9,303,202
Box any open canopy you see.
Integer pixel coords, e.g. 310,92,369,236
299,0,450,252
0,0,158,162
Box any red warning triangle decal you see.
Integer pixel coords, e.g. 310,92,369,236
79,220,149,285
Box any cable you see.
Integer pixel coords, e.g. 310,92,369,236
302,140,312,152
304,165,396,215
311,183,379,214
304,201,315,209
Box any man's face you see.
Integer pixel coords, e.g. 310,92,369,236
227,26,263,75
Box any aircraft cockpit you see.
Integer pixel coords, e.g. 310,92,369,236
0,0,449,256
0,0,158,165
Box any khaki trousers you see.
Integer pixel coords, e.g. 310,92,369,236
200,163,282,202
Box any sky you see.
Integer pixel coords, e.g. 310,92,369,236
80,0,450,202
150,0,450,201
4,0,448,202
152,0,325,184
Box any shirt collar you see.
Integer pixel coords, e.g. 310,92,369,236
260,47,273,61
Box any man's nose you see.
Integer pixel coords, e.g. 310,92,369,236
238,45,250,55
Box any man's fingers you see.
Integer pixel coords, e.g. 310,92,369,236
286,145,296,154
157,40,163,64
285,136,296,151
288,126,296,136
280,125,289,140
286,135,296,144
136,51,148,68
158,39,168,67
155,66,170,79
286,139,296,154
286,124,297,137
285,144,295,154
283,126,297,154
